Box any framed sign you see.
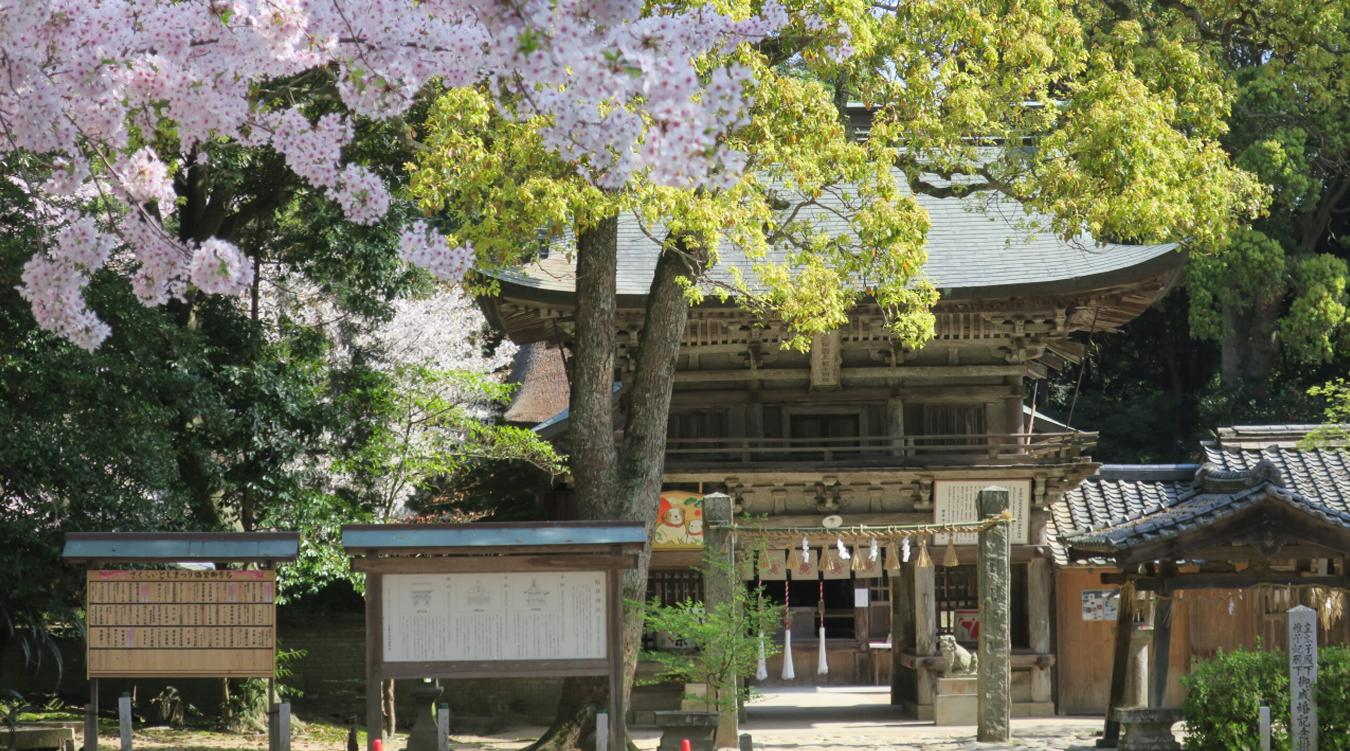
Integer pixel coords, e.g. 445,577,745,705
654,492,704,550
933,480,1032,545
344,522,644,751
86,569,275,678
381,572,607,662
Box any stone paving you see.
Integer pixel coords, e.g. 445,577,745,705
722,687,1104,751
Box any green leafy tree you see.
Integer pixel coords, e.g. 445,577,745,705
1129,0,1350,390
411,1,1261,745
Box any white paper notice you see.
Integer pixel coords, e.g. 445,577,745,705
382,572,607,662
933,480,1031,545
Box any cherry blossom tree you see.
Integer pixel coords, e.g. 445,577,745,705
1,0,783,349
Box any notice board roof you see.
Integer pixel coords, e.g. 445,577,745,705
62,532,300,563
341,521,646,556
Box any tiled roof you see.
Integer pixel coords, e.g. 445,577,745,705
1048,466,1193,566
494,183,1179,297
1201,445,1350,514
1050,444,1350,564
1062,461,1350,560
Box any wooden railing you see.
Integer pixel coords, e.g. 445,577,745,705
663,431,1096,466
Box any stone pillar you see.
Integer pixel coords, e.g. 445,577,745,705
914,558,938,709
1027,556,1053,706
702,492,738,749
977,487,1011,743
1126,623,1151,708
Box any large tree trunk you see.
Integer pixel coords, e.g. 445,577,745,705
1219,295,1281,391
526,223,702,751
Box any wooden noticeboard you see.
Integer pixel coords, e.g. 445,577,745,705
86,570,276,678
933,480,1032,545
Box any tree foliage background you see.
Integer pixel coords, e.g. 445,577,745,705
1045,0,1349,462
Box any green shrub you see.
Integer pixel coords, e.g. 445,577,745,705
1182,646,1350,750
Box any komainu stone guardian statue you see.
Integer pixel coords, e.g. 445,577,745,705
939,634,978,675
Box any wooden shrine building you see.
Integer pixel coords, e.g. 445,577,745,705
485,156,1188,719
1050,429,1350,720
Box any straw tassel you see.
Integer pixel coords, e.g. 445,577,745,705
916,538,933,568
883,541,901,571
942,537,959,567
756,633,769,680
851,543,866,572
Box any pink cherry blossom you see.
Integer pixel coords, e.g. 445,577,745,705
0,0,785,347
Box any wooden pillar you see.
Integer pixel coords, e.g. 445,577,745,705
977,487,1011,743
1102,581,1136,747
1027,556,1053,706
889,566,915,706
914,556,938,707
703,492,738,748
85,679,99,751
365,573,383,751
886,397,904,456
605,569,626,751
1149,566,1177,709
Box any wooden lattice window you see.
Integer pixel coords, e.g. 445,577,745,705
646,569,705,607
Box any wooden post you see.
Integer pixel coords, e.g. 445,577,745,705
117,693,132,751
1027,556,1053,706
1101,582,1136,747
366,573,383,751
702,492,738,748
605,568,625,751
976,487,1011,743
889,566,915,707
268,678,278,751
85,679,99,751
914,556,938,709
1149,566,1177,709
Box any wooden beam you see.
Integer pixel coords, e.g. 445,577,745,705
351,555,637,574
1100,572,1348,592
380,659,610,680
673,364,1028,384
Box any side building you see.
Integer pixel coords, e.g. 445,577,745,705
1051,426,1349,716
485,186,1184,719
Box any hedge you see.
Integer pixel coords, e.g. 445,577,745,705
1181,646,1350,750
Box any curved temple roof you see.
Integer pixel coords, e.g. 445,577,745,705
493,187,1180,301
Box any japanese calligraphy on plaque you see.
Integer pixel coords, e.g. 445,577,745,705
1287,605,1318,751
382,572,607,662
86,570,276,678
933,480,1031,545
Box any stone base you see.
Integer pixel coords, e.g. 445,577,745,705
1012,702,1056,717
1115,708,1181,751
655,710,720,751
933,677,979,726
6,727,75,751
